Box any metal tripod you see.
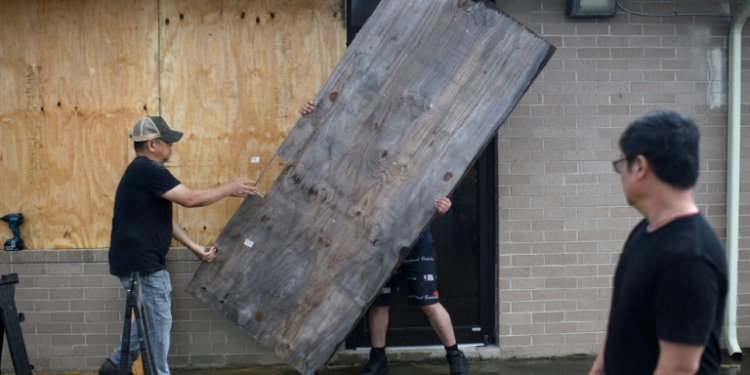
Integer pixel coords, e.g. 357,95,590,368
0,273,33,375
119,272,158,375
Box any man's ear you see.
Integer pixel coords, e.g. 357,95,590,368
634,154,649,179
147,139,157,152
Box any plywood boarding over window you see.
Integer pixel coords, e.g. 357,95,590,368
187,0,555,373
159,0,346,247
0,0,159,249
0,0,345,249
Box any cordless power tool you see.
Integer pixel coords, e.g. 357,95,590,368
1,213,24,251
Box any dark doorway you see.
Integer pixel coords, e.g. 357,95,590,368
345,142,497,347
343,0,498,349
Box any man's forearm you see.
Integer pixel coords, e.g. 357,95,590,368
588,333,607,375
172,219,217,263
172,219,200,251
652,340,702,375
178,183,237,208
162,179,255,208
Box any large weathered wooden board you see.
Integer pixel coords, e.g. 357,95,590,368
159,0,345,246
0,0,158,248
187,0,554,373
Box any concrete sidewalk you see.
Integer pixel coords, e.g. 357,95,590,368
26,357,592,375
175,356,593,374
27,352,748,375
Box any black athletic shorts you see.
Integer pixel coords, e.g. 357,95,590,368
372,243,440,307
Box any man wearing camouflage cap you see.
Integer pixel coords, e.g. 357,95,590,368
99,116,257,375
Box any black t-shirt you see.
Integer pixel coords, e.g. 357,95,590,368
604,213,727,375
109,156,181,277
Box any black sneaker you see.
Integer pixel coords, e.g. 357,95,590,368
446,349,469,375
98,359,133,375
359,349,389,375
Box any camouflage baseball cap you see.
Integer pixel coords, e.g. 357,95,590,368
131,116,183,143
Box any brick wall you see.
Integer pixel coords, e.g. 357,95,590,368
495,0,748,357
3,1,750,370
0,248,278,371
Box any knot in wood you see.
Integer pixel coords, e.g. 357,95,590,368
402,93,415,105
283,162,306,188
369,222,383,245
317,235,331,248
306,185,329,203
443,172,454,181
348,205,364,218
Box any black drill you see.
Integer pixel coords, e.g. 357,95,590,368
1,213,24,251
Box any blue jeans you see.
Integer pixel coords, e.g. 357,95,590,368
108,269,173,375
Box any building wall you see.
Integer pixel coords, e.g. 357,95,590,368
495,0,750,357
0,0,345,249
3,0,750,371
0,249,280,370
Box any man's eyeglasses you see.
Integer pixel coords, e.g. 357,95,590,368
612,157,626,174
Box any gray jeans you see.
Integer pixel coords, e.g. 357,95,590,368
108,269,173,375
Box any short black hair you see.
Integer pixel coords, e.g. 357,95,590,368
619,110,700,189
134,141,148,152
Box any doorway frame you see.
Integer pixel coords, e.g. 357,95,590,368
343,0,498,349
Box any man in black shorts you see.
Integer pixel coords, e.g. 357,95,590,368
359,197,468,375
298,101,468,375
588,111,727,375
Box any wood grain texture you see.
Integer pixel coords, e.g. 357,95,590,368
187,0,554,373
159,0,345,246
0,0,344,249
0,0,158,248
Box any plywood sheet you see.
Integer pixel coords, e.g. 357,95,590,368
159,0,346,246
187,0,554,373
0,0,344,249
0,0,159,248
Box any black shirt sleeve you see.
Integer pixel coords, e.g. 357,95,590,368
138,159,180,197
654,257,722,346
